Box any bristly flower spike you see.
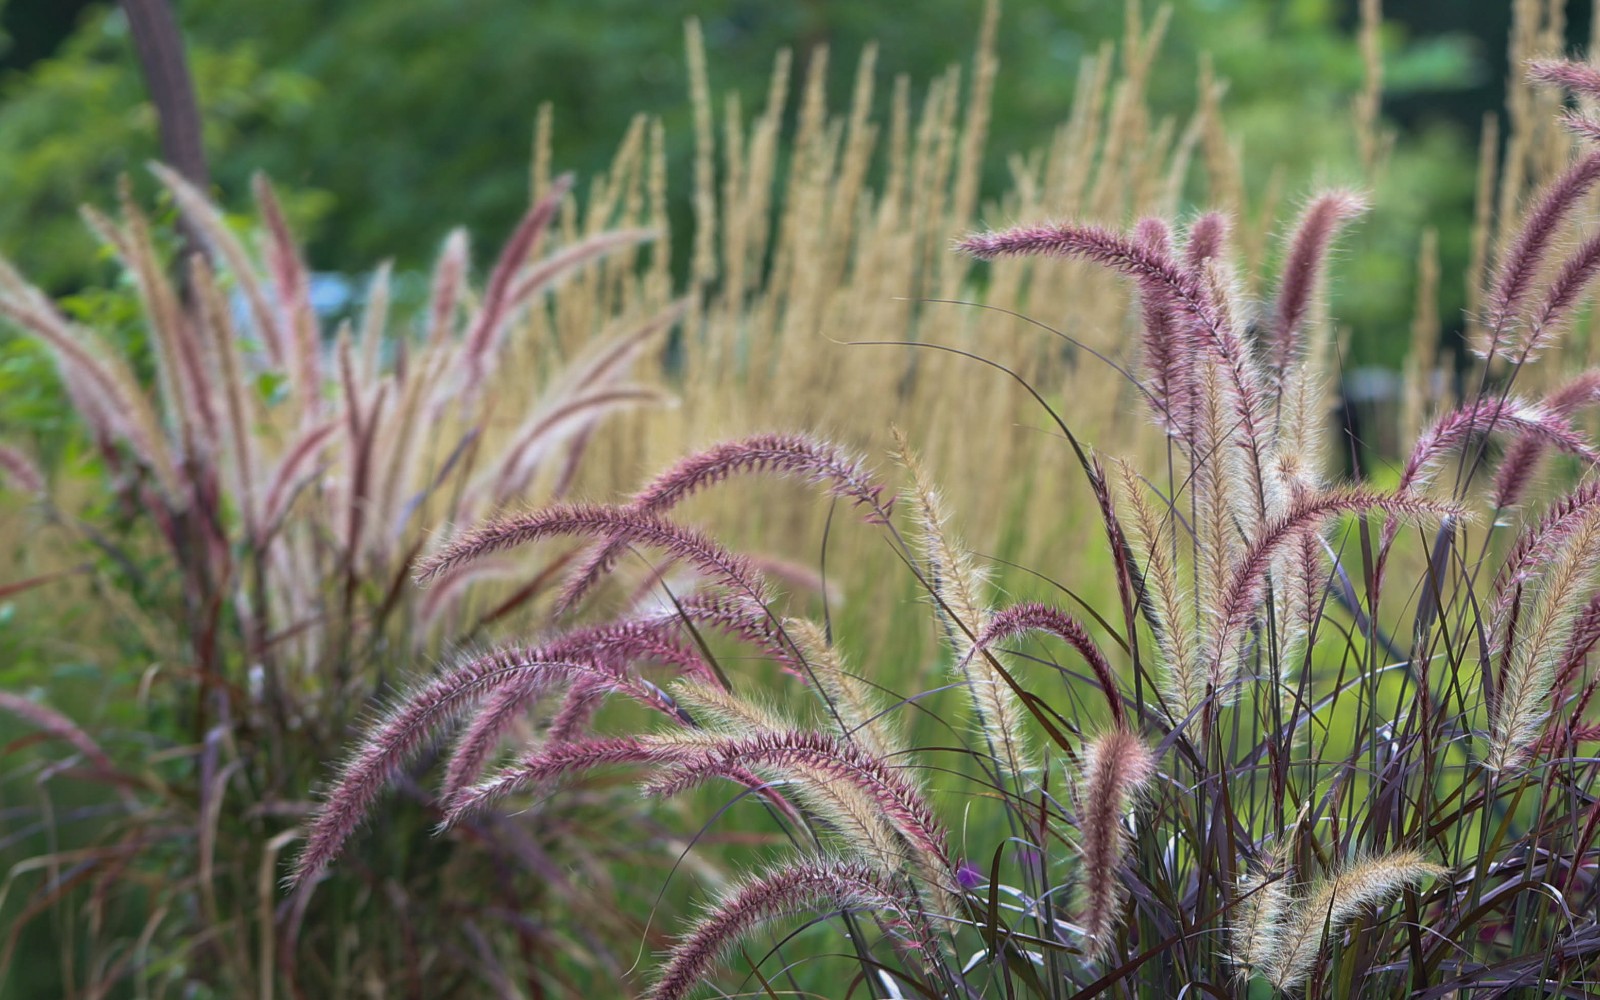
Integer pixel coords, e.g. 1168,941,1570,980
959,601,1123,727
1184,211,1230,270
558,433,892,612
1527,58,1600,101
292,645,691,887
1074,728,1156,962
1131,217,1193,435
1492,375,1600,508
417,503,772,608
1480,149,1600,358
1258,852,1445,991
1269,190,1367,381
647,859,935,1000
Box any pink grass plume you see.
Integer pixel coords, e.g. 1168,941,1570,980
1269,190,1367,379
1481,149,1600,357
961,601,1123,727
558,434,891,613
648,859,932,1000
1075,728,1157,961
417,503,772,608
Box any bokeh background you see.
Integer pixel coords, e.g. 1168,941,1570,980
0,1,1569,356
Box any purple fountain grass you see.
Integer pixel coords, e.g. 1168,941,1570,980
543,676,612,744
447,725,807,832
5,148,681,994
1377,397,1600,591
628,433,893,521
494,302,689,504
458,172,574,388
0,264,175,495
640,591,801,667
1133,216,1172,258
961,602,1123,728
426,228,470,347
656,679,797,737
439,618,712,801
455,175,657,397
487,385,669,502
414,552,525,629
1554,592,1600,704
292,648,684,887
503,226,656,315
1546,668,1600,758
1074,728,1156,962
1539,720,1600,756
0,443,43,495
1513,230,1600,361
958,218,1274,511
1184,210,1230,270
558,433,893,612
1488,479,1600,657
82,196,219,455
1259,852,1445,992
355,262,391,384
335,334,385,559
640,712,929,881
786,618,904,761
744,552,838,600
149,163,289,369
417,503,772,607
1399,397,1600,492
1230,850,1292,982
957,222,1220,334
1528,58,1600,100
187,253,262,535
0,691,117,774
263,47,1600,989
1480,149,1600,359
447,735,690,825
1558,108,1600,146
1489,505,1600,770
1118,459,1203,715
896,431,1047,789
1208,487,1463,697
647,859,934,1000
635,729,951,870
895,429,991,659
258,421,341,535
1493,375,1600,507
1131,218,1192,435
562,298,691,394
254,175,324,424
1269,190,1368,381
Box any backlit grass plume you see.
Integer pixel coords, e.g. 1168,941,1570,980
648,859,937,1000
1254,852,1447,992
1072,728,1156,961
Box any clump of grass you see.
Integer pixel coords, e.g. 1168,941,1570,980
0,167,679,994
301,44,1600,996
11,2,1600,994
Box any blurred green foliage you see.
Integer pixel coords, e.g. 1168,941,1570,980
0,0,1493,369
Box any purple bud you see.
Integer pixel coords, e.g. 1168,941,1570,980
956,859,984,890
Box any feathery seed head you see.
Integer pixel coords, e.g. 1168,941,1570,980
1260,851,1445,992
648,859,932,1000
1074,729,1157,962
